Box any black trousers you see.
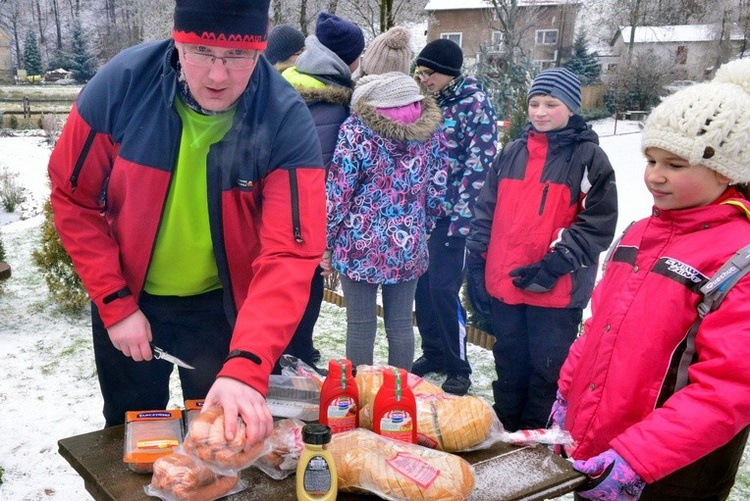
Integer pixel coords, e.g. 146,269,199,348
490,300,581,431
92,289,232,427
414,218,471,377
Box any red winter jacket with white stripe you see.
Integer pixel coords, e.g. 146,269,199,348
48,40,326,395
559,194,750,493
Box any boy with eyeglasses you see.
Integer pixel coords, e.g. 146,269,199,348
411,38,498,396
48,0,325,447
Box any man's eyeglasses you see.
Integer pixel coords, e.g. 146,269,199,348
181,46,258,70
415,69,435,80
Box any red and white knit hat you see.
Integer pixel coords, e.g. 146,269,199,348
172,0,270,50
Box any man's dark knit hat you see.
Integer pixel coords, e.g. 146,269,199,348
265,24,305,64
316,12,365,66
527,67,582,113
415,39,463,77
173,0,270,50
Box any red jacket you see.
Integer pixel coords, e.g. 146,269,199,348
469,117,617,308
559,196,750,484
48,40,326,395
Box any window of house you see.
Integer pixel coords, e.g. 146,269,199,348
535,29,558,45
440,33,462,47
607,63,618,71
676,45,687,65
492,31,504,51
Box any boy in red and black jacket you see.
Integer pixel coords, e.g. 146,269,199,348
466,68,617,431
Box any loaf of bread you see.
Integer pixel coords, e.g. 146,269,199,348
328,428,474,500
360,391,495,452
416,393,495,452
182,406,266,474
148,452,240,501
355,365,443,410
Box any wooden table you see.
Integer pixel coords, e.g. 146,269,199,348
59,426,584,500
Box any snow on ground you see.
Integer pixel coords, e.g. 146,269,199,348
0,120,746,500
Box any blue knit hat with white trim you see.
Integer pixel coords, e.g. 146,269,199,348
528,67,582,113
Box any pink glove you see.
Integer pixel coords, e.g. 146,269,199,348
573,449,645,500
548,389,567,429
547,389,568,456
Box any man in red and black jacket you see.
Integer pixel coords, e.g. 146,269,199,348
48,0,325,446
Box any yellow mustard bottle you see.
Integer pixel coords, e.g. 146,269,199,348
296,423,337,501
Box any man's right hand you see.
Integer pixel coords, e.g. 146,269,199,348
107,310,153,361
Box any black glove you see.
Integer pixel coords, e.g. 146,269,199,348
466,251,492,318
509,250,573,293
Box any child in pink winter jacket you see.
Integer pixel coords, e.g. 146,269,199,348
553,58,750,500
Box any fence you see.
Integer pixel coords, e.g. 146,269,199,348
581,85,606,110
322,288,495,350
0,96,74,128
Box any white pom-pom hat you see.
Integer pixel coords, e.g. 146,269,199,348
641,58,750,183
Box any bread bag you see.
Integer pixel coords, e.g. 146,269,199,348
328,428,474,500
355,364,443,410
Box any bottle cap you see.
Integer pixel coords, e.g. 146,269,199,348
302,423,332,445
327,358,353,388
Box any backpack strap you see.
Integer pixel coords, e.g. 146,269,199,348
697,243,750,318
669,244,750,395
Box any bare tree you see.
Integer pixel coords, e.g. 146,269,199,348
0,0,27,70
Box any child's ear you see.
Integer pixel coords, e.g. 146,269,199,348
715,172,732,185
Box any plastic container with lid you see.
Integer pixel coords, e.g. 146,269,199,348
372,367,417,444
296,423,337,501
318,359,359,433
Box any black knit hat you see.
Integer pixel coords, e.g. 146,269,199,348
265,24,305,64
173,0,271,50
527,67,582,113
416,39,463,77
316,12,365,65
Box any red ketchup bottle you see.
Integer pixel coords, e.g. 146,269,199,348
318,358,359,433
372,367,417,444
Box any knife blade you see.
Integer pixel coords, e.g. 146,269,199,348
150,343,195,370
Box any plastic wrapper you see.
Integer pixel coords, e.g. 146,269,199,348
360,390,504,453
184,399,204,430
355,364,443,409
181,405,269,476
254,418,306,479
500,427,574,447
266,374,320,421
145,450,248,501
278,354,325,386
123,409,183,473
328,428,475,501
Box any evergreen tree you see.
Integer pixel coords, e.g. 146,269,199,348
32,200,88,314
23,31,44,77
69,18,98,83
564,31,601,86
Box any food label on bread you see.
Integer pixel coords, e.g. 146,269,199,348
379,410,414,443
386,451,439,489
325,396,357,433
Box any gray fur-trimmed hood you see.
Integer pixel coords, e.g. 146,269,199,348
352,95,443,142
